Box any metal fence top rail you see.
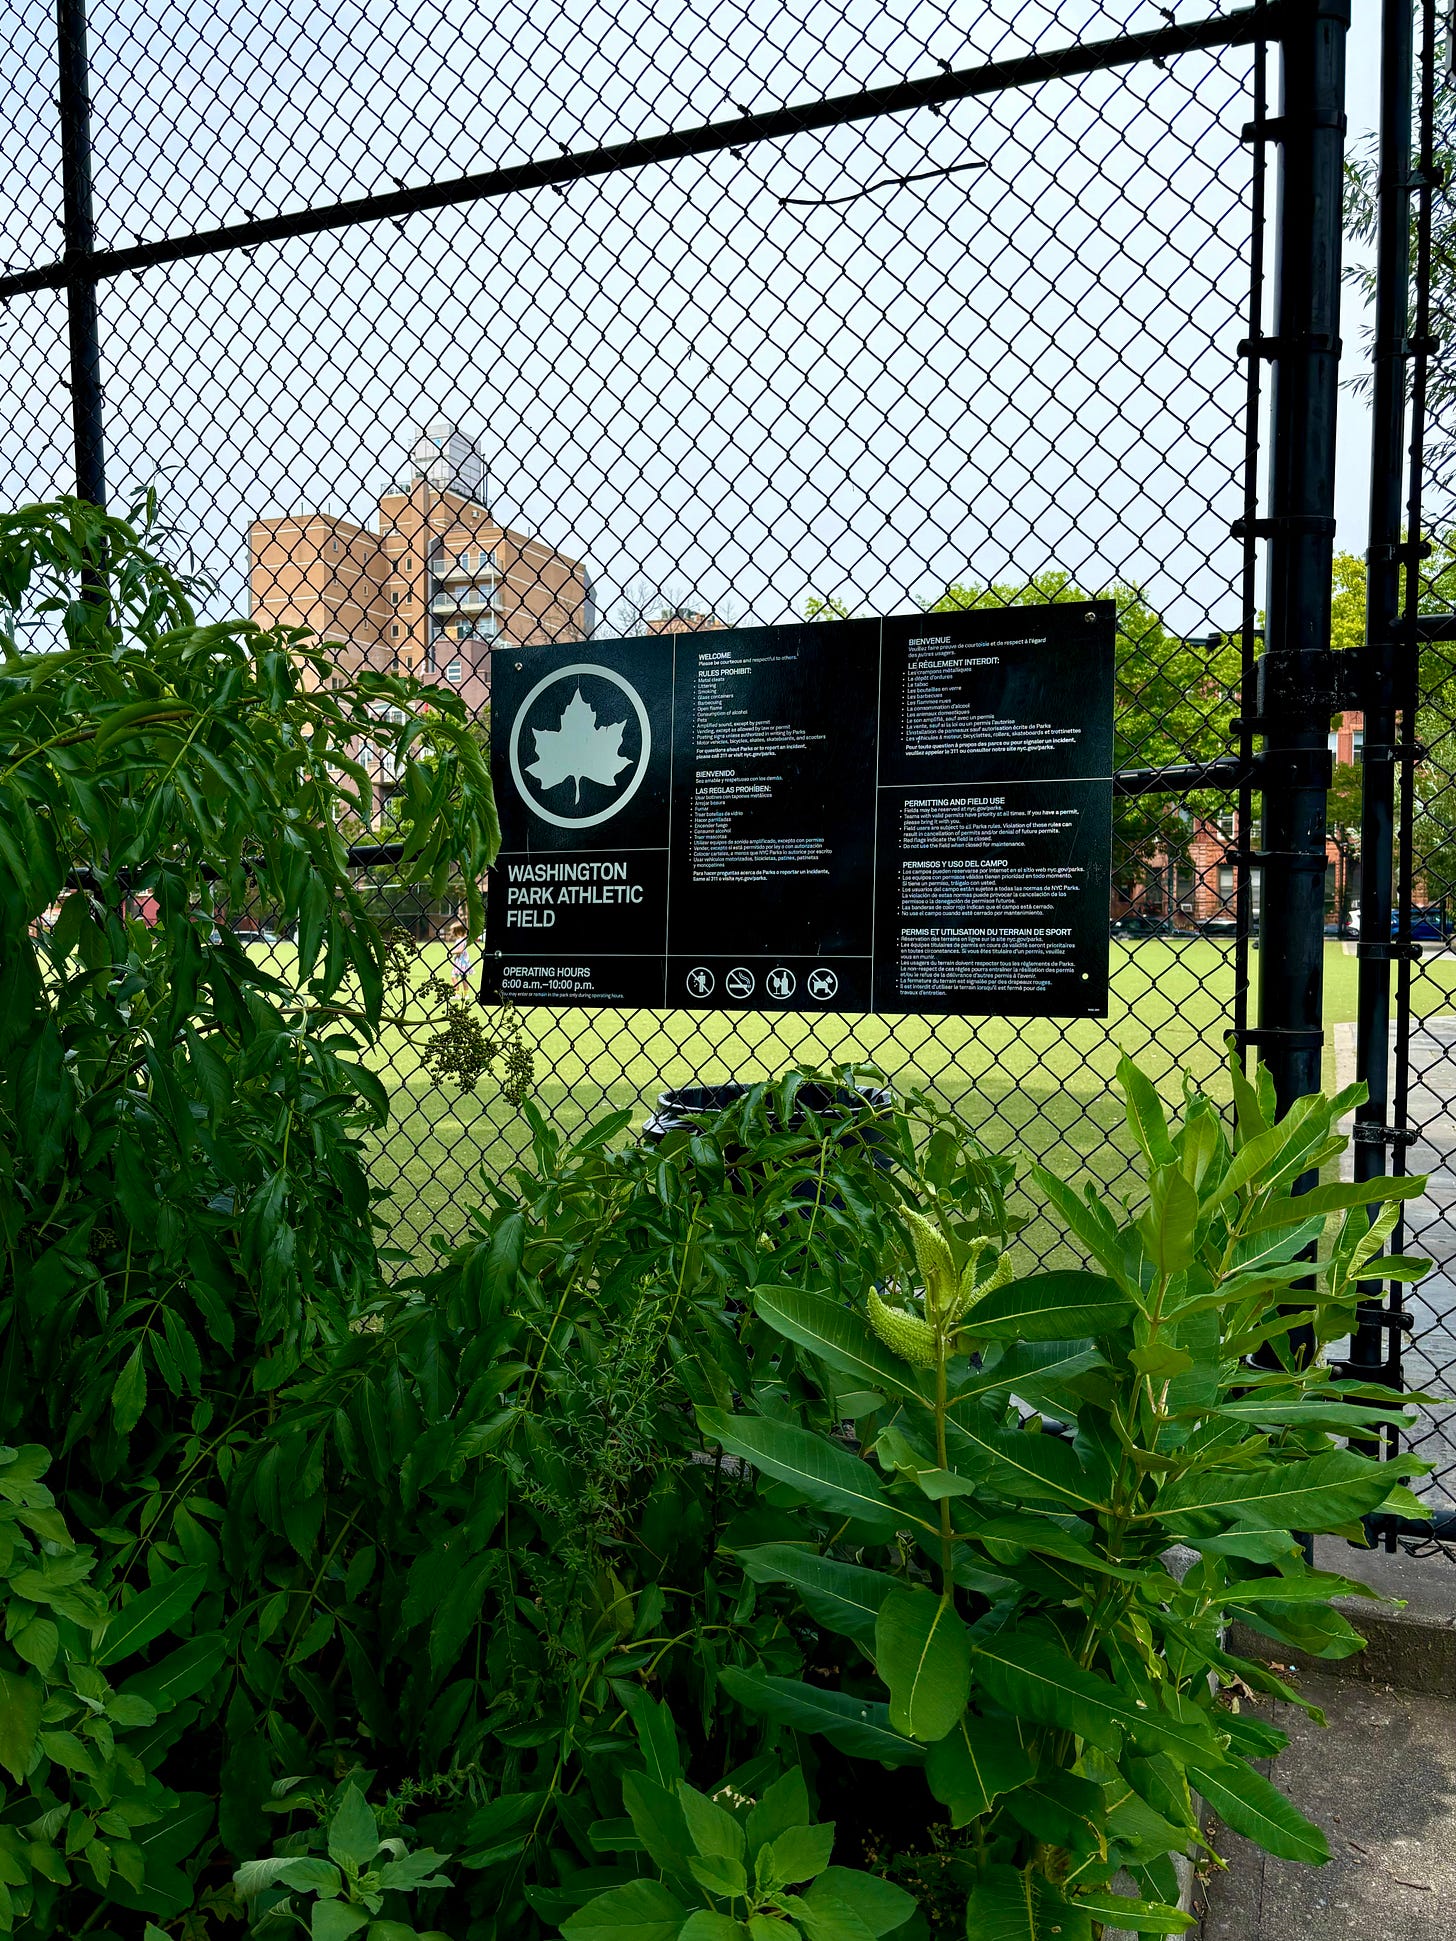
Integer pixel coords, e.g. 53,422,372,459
0,1,1279,301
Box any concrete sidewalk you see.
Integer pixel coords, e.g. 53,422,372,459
1197,1671,1456,1940
1199,1541,1456,1940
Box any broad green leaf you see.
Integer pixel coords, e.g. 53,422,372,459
1119,1055,1176,1166
1028,1166,1129,1283
328,1783,380,1871
735,1544,893,1645
970,1635,1127,1754
747,1766,810,1855
280,1858,345,1893
121,1631,227,1712
875,1587,972,1742
678,1781,746,1863
1186,1756,1329,1864
762,1822,834,1886
972,1515,1168,1588
1071,1892,1192,1934
753,1287,929,1404
0,1667,42,1780
312,1905,369,1941
1139,1168,1198,1276
968,1271,1132,1342
1244,1174,1426,1231
679,1915,749,1941
236,1857,308,1897
561,1879,687,1940
924,1711,1034,1825
950,1340,1107,1415
961,1865,1038,1941
688,1852,749,1897
1154,1451,1397,1533
717,1667,924,1766
1210,1398,1412,1434
95,1564,207,1667
699,1411,902,1536
619,1683,683,1788
947,1415,1111,1515
622,1772,694,1876
111,1345,148,1435
11,1615,58,1675
1219,1569,1381,1605
794,1895,877,1941
801,1868,917,1937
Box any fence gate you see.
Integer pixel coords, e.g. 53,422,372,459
1354,0,1456,1539
5,1,1451,1518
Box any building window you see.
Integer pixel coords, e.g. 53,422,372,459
392,590,400,606
1327,731,1340,755
1352,729,1364,758
391,623,400,639
447,659,463,683
1217,865,1234,901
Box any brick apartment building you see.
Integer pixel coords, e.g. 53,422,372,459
1133,711,1364,925
249,425,595,727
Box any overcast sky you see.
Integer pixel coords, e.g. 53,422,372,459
0,1,1398,633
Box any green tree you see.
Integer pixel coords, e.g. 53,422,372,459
1319,547,1456,911
926,574,1243,888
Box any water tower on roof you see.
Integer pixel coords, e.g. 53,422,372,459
410,421,489,505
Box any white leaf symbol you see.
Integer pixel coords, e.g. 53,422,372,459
525,687,631,803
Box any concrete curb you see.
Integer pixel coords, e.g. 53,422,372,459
1228,1537,1456,1700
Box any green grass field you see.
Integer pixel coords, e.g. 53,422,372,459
316,937,1456,1264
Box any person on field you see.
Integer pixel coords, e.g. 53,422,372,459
446,919,473,994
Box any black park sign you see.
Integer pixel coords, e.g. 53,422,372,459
483,604,1114,1016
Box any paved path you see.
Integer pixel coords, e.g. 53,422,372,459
1334,1018,1456,1510
1199,1671,1456,1941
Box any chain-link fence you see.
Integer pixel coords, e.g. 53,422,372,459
14,0,1456,1515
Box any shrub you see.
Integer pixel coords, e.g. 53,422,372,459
700,1051,1430,1934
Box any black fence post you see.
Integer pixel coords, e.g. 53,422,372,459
1347,0,1414,1396
1254,0,1349,1114
57,0,105,507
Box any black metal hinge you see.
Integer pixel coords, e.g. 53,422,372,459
1236,1025,1327,1050
1368,538,1432,565
1240,109,1347,143
1351,1121,1420,1147
1237,333,1342,360
1355,939,1424,961
1232,513,1338,540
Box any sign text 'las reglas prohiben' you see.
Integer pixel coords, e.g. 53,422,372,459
483,603,1114,1016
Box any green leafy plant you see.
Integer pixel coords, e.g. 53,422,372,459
0,497,499,1931
0,1443,211,1934
234,1777,453,1937
557,1690,916,1940
701,1051,1431,1937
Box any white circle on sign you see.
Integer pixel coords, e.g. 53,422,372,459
766,967,796,1001
807,967,839,1001
686,966,715,998
508,663,652,830
725,966,755,999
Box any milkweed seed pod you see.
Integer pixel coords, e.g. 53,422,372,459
867,1285,938,1368
902,1208,957,1323
946,1238,1014,1326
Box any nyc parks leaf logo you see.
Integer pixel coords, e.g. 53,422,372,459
525,686,631,804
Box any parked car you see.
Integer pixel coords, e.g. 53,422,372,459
1345,906,1451,942
1110,912,1174,937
